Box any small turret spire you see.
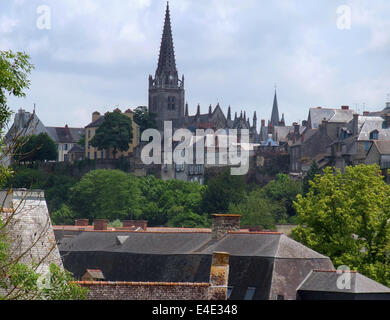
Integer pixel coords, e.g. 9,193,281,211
227,106,231,121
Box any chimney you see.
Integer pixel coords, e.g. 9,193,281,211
261,119,265,127
123,220,148,231
75,219,89,227
92,111,101,122
320,118,328,135
385,113,390,128
211,214,240,241
93,219,108,231
293,122,300,134
363,111,370,116
208,252,230,300
341,105,349,110
352,113,359,136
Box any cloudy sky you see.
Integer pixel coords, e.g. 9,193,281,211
1,0,390,128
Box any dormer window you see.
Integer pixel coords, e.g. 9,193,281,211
370,130,379,140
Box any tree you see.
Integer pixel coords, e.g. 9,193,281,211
90,110,133,159
0,50,34,133
292,164,390,286
14,133,58,163
201,168,247,214
229,189,275,229
133,106,157,133
0,50,85,300
69,169,142,221
303,160,320,194
261,173,302,220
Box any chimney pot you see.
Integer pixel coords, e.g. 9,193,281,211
341,105,349,110
93,219,108,231
75,219,89,227
123,220,148,231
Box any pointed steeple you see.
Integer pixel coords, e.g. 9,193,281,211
196,104,200,116
234,112,237,121
209,104,212,116
271,89,280,126
244,111,246,121
185,102,188,117
253,111,257,129
280,113,285,126
227,106,231,121
240,111,243,119
155,2,178,85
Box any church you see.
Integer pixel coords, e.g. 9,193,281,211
148,2,285,144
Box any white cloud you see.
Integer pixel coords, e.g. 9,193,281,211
0,15,19,33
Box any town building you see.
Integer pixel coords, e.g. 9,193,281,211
84,108,140,160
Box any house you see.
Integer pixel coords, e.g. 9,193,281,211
46,125,84,162
297,270,390,300
85,108,140,160
54,214,336,300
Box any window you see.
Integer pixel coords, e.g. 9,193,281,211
64,144,68,151
168,96,176,110
87,152,90,159
227,287,233,299
88,130,91,138
365,141,371,152
244,287,256,300
94,151,97,159
101,151,104,158
370,130,379,140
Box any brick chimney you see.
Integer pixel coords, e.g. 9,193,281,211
75,219,89,227
208,252,230,300
211,214,240,241
93,219,108,231
341,105,349,110
123,220,148,231
363,111,370,116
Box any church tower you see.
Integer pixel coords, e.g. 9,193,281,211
149,2,185,130
270,89,280,126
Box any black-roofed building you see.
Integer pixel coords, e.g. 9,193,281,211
297,270,390,300
46,125,84,162
54,214,334,300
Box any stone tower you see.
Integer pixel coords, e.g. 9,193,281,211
148,2,185,130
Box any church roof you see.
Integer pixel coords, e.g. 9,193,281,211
271,91,280,126
155,2,177,79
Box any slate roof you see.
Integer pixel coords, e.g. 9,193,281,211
46,126,84,144
373,140,390,155
357,116,390,141
308,108,355,129
297,270,390,294
55,229,333,300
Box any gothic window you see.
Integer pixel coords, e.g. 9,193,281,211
152,96,158,111
168,96,176,110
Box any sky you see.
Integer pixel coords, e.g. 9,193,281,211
1,0,390,128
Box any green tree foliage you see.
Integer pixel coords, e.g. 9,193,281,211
201,169,247,214
303,160,321,194
133,106,157,133
138,175,207,227
69,169,142,221
90,110,133,159
14,133,58,163
229,189,275,229
0,50,34,132
292,164,390,286
261,173,302,220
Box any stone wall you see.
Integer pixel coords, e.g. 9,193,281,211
74,281,210,300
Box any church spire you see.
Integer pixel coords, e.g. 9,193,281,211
185,102,188,117
227,106,231,121
271,89,280,126
155,2,178,84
